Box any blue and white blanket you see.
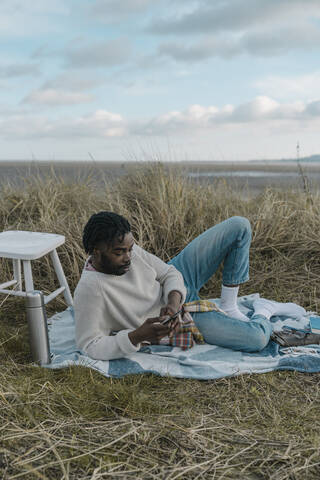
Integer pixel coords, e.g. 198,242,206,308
45,294,320,379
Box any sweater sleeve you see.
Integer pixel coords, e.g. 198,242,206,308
74,275,140,360
84,330,140,361
135,245,187,304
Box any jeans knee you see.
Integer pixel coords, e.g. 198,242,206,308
249,329,270,352
230,216,251,237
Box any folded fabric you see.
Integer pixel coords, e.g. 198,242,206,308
160,299,225,349
271,329,320,347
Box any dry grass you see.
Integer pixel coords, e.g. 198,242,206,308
1,163,320,479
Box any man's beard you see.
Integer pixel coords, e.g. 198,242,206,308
100,253,130,275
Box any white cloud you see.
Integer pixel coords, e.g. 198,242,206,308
254,72,320,101
23,88,94,106
149,0,320,35
4,0,68,15
64,38,132,68
42,71,105,92
158,36,239,62
89,0,154,20
134,97,318,135
74,110,126,137
2,97,320,143
157,22,320,61
145,0,320,61
0,0,70,37
243,23,320,55
0,63,40,78
232,96,279,121
0,109,127,140
31,37,133,71
306,100,320,116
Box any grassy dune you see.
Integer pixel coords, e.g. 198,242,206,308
1,163,320,479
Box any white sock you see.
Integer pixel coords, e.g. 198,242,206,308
220,285,248,322
252,299,306,320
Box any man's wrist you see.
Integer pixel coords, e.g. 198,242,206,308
128,329,143,346
168,290,182,308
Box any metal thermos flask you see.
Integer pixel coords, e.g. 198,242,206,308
25,290,51,365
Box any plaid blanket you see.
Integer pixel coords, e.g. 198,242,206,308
160,300,226,350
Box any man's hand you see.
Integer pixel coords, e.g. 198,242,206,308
129,317,174,346
168,316,181,338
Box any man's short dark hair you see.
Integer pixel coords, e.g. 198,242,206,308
82,211,131,254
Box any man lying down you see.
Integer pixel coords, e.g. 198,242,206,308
74,211,317,361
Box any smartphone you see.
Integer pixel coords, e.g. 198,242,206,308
161,309,183,325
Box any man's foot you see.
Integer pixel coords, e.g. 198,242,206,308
253,299,306,320
222,306,249,322
271,330,320,347
220,284,248,322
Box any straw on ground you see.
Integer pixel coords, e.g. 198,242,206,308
1,163,320,479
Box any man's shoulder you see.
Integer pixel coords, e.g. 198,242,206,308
133,243,161,260
132,244,171,276
132,243,150,262
74,270,101,294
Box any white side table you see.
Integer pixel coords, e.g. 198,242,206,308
0,230,73,306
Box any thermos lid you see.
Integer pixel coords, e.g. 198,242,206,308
25,290,45,308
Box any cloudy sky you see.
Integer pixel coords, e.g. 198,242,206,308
1,0,320,162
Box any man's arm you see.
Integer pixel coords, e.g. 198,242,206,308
85,330,140,360
135,245,187,305
82,318,174,359
160,290,182,317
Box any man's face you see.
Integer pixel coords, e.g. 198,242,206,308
93,232,134,275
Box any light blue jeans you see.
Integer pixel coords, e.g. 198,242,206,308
168,216,272,352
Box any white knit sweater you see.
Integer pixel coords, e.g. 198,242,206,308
74,244,186,360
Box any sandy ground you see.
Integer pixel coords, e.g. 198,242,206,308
0,160,319,196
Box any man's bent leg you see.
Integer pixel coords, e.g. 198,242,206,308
168,216,251,300
193,311,272,352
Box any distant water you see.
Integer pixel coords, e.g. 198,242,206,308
186,169,320,195
188,171,306,178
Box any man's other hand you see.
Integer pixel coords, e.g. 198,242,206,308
160,304,176,316
129,317,173,346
